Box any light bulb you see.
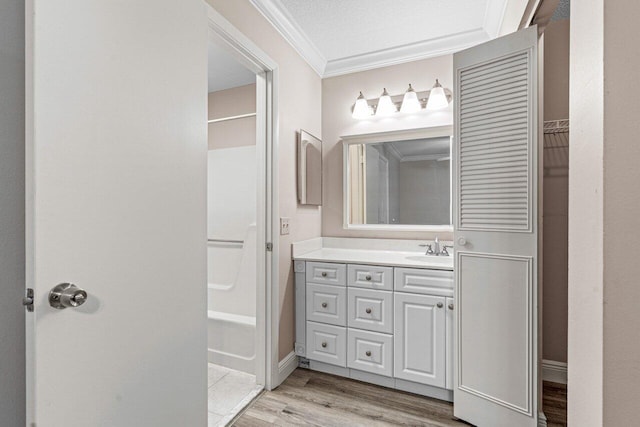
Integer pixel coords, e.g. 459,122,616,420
400,84,421,114
426,79,449,110
375,88,396,116
352,92,372,119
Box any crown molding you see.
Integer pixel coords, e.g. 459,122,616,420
249,0,326,76
323,28,490,78
484,0,509,39
250,1,506,78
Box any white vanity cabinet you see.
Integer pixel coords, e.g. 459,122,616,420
295,259,454,401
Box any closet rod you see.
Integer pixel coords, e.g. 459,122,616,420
208,112,256,124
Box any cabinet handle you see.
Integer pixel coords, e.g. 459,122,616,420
321,302,328,308
448,303,454,310
437,302,443,308
365,308,372,314
365,351,372,357
321,342,327,348
365,275,372,281
321,272,327,277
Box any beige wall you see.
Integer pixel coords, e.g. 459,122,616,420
322,56,454,240
208,83,256,150
601,1,640,424
542,19,569,364
207,0,322,362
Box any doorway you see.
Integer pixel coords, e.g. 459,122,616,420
205,5,279,425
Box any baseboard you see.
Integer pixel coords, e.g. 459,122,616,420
542,359,567,384
275,351,298,387
538,411,548,427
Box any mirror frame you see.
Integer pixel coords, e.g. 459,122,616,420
341,125,454,232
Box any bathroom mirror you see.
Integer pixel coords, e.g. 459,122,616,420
342,125,453,230
297,129,322,205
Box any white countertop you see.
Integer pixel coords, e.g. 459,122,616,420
293,238,454,270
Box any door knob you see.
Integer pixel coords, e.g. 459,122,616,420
457,237,467,246
49,283,88,309
437,302,444,308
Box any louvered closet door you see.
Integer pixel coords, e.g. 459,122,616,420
453,26,539,427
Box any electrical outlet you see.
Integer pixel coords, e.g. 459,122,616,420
280,217,291,235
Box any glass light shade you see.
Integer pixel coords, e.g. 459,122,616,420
426,79,450,110
400,84,421,114
352,92,371,119
375,88,396,116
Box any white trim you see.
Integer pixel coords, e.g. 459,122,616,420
206,6,280,391
541,359,567,384
342,126,454,232
483,0,509,39
538,412,548,427
323,28,490,78
275,351,298,386
248,0,326,77
208,112,256,124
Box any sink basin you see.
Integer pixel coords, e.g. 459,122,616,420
405,255,453,263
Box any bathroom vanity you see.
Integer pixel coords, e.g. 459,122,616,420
293,238,454,402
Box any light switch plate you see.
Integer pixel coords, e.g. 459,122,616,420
280,217,291,235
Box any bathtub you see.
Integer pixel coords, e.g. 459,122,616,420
207,224,257,374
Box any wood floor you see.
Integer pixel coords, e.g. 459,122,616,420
233,369,567,427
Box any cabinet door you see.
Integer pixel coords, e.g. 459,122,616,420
394,293,446,388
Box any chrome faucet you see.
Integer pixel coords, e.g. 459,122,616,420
420,236,453,256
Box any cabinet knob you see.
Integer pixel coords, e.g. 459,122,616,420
457,237,468,246
437,302,444,308
321,302,328,308
365,308,372,314
448,303,454,310
365,275,372,281
321,272,327,277
321,342,327,348
365,351,372,357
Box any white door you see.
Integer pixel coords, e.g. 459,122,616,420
453,26,539,426
26,1,208,426
394,293,446,388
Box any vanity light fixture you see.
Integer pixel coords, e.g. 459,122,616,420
425,79,450,111
350,80,452,119
375,88,396,116
351,91,372,119
400,84,421,114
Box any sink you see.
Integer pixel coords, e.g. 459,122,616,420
405,255,453,263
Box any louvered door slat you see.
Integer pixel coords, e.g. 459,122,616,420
457,49,532,232
459,56,528,82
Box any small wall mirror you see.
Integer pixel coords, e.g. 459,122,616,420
342,126,453,230
298,130,322,205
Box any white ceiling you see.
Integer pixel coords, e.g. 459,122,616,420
208,41,255,93
250,0,529,77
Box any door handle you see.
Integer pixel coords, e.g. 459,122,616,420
49,283,88,309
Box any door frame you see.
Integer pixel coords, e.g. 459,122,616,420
206,5,280,390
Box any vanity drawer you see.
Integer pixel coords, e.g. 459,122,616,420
307,283,347,326
347,264,393,291
394,267,453,296
306,262,346,286
306,321,347,367
347,328,393,377
348,288,393,334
